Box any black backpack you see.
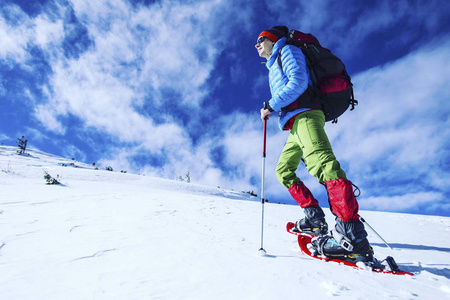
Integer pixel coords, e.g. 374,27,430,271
277,29,357,123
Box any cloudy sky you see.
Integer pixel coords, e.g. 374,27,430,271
1,0,449,216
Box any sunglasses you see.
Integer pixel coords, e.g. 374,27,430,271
257,36,270,44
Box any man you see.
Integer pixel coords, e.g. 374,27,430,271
256,26,373,262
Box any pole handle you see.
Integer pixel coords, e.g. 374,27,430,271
262,118,267,157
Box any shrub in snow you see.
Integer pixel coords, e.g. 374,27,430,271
244,191,257,197
44,171,61,185
177,169,190,183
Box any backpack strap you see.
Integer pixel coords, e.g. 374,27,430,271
276,47,324,114
276,47,285,71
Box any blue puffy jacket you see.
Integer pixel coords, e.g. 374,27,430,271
266,37,312,130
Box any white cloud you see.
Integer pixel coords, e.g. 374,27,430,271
65,0,225,107
33,13,64,50
34,104,66,135
24,0,253,149
0,6,31,62
362,192,442,211
0,4,65,62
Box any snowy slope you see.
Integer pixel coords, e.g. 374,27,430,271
0,145,449,300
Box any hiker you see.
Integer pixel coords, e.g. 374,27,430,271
256,26,373,262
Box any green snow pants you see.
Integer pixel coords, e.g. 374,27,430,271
276,110,347,188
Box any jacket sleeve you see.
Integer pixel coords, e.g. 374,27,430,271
268,45,310,112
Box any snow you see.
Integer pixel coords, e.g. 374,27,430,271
1,145,449,300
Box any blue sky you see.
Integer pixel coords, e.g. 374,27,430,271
1,0,449,216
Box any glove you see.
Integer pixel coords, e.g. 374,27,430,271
263,101,274,112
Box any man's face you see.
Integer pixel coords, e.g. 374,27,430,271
255,36,274,59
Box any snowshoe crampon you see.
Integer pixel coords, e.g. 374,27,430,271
286,222,413,276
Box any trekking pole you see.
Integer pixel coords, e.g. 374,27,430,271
360,217,393,250
258,118,268,256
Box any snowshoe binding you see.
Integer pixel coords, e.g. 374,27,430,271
311,235,374,263
292,217,328,236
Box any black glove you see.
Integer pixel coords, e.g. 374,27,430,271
263,101,274,112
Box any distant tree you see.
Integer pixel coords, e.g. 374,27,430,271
186,168,190,183
16,136,28,154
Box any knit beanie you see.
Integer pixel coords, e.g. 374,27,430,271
258,26,289,43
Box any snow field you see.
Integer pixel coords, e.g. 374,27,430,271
0,145,449,299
